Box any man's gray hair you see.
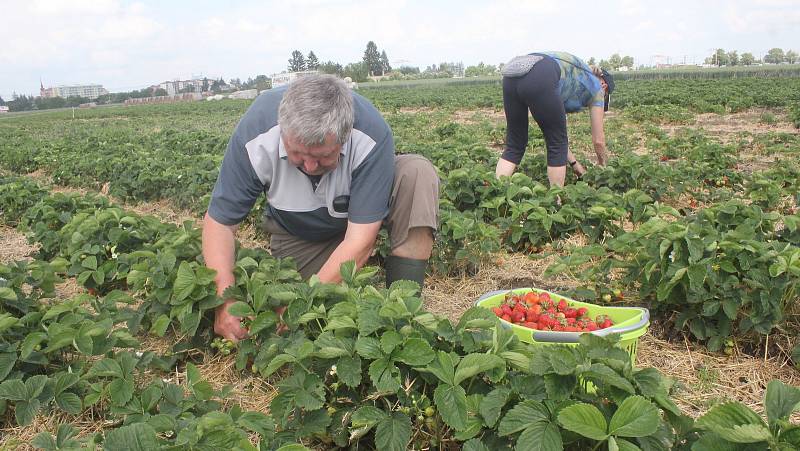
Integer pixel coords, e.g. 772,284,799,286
278,74,354,146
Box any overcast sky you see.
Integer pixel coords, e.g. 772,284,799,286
2,0,799,99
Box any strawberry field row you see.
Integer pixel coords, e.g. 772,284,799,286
4,176,799,449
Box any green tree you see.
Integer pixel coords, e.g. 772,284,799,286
0,95,5,106
740,52,755,66
201,77,209,92
380,50,391,74
318,61,343,77
587,57,596,66
727,50,739,66
398,66,420,75
764,48,785,64
211,78,228,93
344,61,369,82
598,59,611,71
363,41,382,76
307,51,319,70
621,55,634,68
711,48,729,66
288,50,306,72
179,84,196,94
153,88,168,96
786,50,798,64
608,53,622,70
465,62,497,77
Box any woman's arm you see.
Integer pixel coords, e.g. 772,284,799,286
589,105,608,166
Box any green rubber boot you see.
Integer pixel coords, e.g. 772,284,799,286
385,256,428,293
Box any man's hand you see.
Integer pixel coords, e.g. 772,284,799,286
214,300,249,341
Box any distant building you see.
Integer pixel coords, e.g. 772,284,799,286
157,78,207,96
270,70,319,88
0,106,9,114
40,81,108,100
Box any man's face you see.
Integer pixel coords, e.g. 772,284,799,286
282,132,342,176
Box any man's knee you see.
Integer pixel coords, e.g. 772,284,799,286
395,154,440,193
395,154,439,182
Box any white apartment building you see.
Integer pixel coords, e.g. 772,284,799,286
51,84,108,100
158,79,205,96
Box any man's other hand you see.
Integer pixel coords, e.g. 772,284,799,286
214,300,249,341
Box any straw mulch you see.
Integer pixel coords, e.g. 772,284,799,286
638,333,800,421
0,225,36,263
424,248,800,424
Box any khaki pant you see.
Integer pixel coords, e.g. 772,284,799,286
262,154,439,279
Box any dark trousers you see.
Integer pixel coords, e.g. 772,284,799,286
502,56,569,167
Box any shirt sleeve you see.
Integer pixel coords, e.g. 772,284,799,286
207,132,266,225
347,132,395,224
589,82,605,108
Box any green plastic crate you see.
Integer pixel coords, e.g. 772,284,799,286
476,288,650,365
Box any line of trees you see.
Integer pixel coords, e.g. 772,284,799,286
586,54,635,71
286,42,392,83
704,48,798,67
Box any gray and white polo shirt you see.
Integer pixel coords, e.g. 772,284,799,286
207,86,395,242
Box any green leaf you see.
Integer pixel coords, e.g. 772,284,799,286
81,255,97,270
434,383,468,430
0,287,16,301
425,350,455,385
608,396,660,438
368,358,400,393
20,332,46,360
765,380,800,426
516,420,563,451
380,331,404,354
56,392,82,414
498,400,550,436
31,432,57,450
610,436,643,451
583,363,635,394
103,423,159,451
480,388,510,428
0,314,18,334
109,378,134,406
544,374,576,401
352,405,388,428
375,412,412,451
454,353,505,385
0,379,27,401
0,351,17,381
236,412,275,439
336,355,362,388
462,438,491,451
25,375,48,399
15,399,40,426
557,403,608,441
275,445,312,451
696,402,769,443
394,338,435,366
263,354,296,377
88,358,123,378
355,336,383,360
228,301,254,318
150,314,171,337
172,261,196,302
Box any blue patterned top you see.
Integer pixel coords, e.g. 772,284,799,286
534,51,605,113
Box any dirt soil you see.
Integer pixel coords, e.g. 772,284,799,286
661,108,799,144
